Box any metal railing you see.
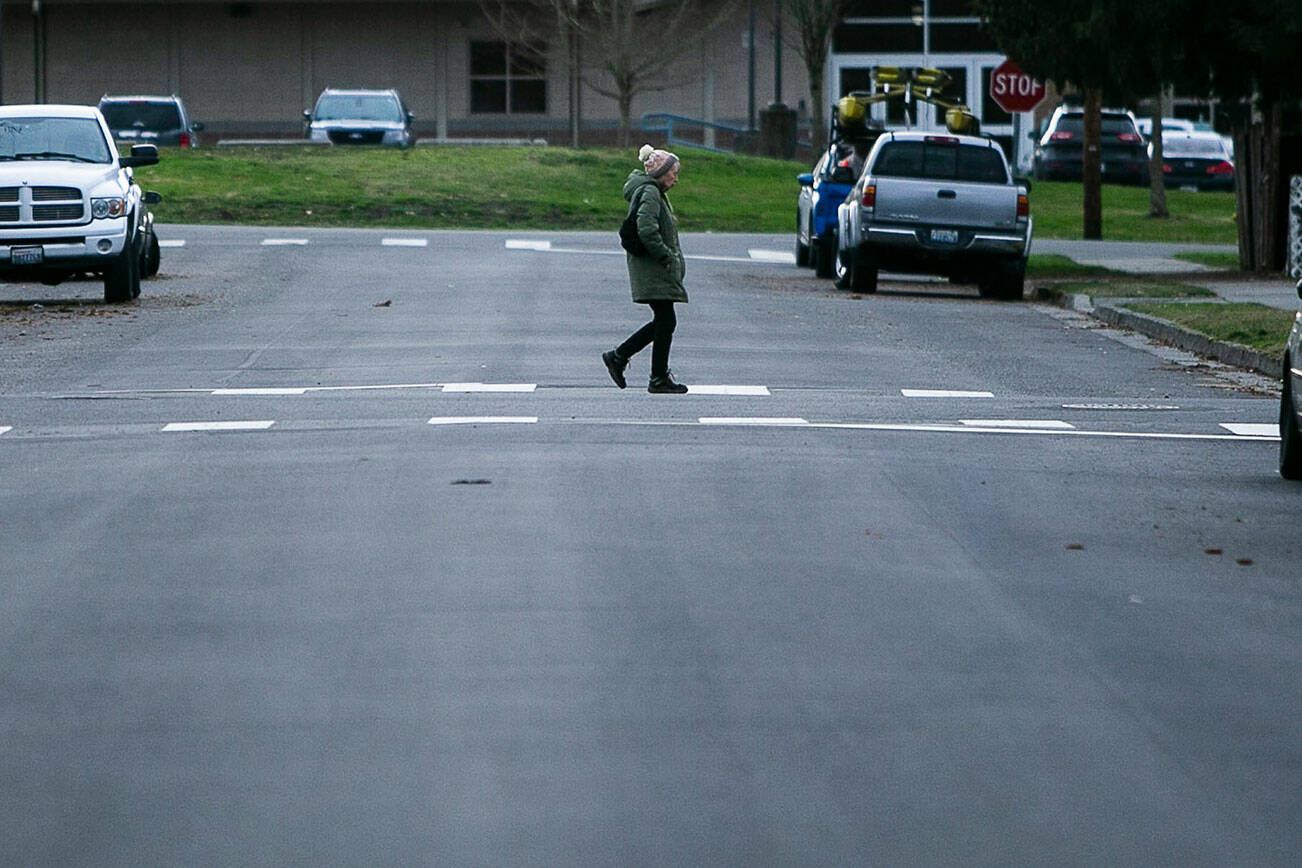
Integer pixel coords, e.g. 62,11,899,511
640,113,748,154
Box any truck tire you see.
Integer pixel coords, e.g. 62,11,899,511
813,236,837,279
103,242,140,303
143,230,161,278
979,258,1025,301
836,245,878,293
1280,362,1302,480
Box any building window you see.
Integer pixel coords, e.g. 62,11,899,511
470,41,547,114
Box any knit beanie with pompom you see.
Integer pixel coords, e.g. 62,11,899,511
639,144,679,179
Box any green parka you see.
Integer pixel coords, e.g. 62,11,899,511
622,171,688,304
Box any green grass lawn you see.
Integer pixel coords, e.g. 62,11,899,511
1124,301,1295,359
138,145,1240,244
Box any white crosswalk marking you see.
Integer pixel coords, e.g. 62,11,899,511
1220,423,1279,437
0,426,11,436
261,238,309,246
158,239,186,248
428,416,537,425
382,238,428,247
961,419,1075,429
902,389,995,398
748,249,797,264
505,240,552,251
441,383,537,393
686,385,770,396
163,421,276,432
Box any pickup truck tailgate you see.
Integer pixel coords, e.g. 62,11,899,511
873,177,1023,230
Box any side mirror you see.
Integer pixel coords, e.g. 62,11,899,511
406,112,415,125
121,143,159,168
797,172,814,187
190,121,205,132
1295,277,1301,301
143,191,162,205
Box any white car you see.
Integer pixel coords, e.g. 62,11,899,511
0,104,160,302
1281,279,1302,479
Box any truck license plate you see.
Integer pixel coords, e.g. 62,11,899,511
930,228,959,244
11,246,43,266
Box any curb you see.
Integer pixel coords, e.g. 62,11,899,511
1031,287,1284,379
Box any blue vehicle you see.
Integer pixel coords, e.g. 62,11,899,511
796,101,882,278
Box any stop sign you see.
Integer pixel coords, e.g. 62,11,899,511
989,59,1046,114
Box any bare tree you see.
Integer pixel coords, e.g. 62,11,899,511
481,0,738,147
784,0,851,154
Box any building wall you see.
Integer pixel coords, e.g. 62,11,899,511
0,1,807,144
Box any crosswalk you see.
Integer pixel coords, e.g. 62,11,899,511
0,382,1282,443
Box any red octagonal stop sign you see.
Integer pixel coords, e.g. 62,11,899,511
989,59,1046,114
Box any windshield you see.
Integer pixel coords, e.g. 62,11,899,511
313,94,402,123
0,117,113,163
100,101,182,132
1054,115,1140,137
872,141,1009,183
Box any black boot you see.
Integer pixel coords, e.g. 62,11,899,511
602,350,627,389
648,371,688,394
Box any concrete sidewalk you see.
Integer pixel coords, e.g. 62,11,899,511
1036,239,1300,310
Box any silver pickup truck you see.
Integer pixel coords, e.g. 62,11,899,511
835,130,1032,299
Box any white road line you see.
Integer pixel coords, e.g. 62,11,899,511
382,238,428,247
505,239,552,250
503,242,793,264
810,421,1279,441
162,421,276,432
902,389,995,398
748,249,797,264
428,416,538,425
1220,423,1279,437
686,385,771,396
699,417,810,426
0,426,11,436
261,238,309,246
212,388,309,396
158,239,186,248
961,419,1075,429
441,383,537,393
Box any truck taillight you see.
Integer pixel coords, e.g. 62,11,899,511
861,184,876,208
179,132,191,148
1017,193,1029,219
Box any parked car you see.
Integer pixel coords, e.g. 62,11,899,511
303,88,414,147
0,104,161,302
1280,278,1302,479
835,130,1032,299
1032,105,1148,185
797,142,867,278
97,94,202,148
1153,130,1235,191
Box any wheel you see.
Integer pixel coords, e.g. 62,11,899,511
813,236,837,279
1280,362,1302,480
978,258,1025,300
143,230,160,278
835,244,878,293
795,209,811,267
103,240,140,303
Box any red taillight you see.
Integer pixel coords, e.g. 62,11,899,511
1162,163,1173,173
1207,161,1234,175
861,184,876,208
1049,131,1075,141
838,158,851,168
1117,132,1142,143
179,132,191,148
924,135,959,144
1016,193,1029,219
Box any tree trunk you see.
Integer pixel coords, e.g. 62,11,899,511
1082,88,1103,240
1234,101,1282,272
807,65,828,154
1147,102,1168,218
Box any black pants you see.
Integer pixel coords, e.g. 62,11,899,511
616,300,676,379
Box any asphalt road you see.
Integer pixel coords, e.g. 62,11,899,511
1,227,1298,866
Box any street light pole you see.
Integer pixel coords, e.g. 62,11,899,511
747,0,756,131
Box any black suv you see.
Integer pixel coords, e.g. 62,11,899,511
98,95,203,148
1032,106,1148,185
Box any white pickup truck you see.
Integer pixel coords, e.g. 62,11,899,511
835,130,1032,299
0,104,161,303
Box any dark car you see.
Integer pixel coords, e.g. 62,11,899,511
97,94,203,148
303,88,414,147
1155,131,1235,191
1032,106,1148,185
1280,278,1302,479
